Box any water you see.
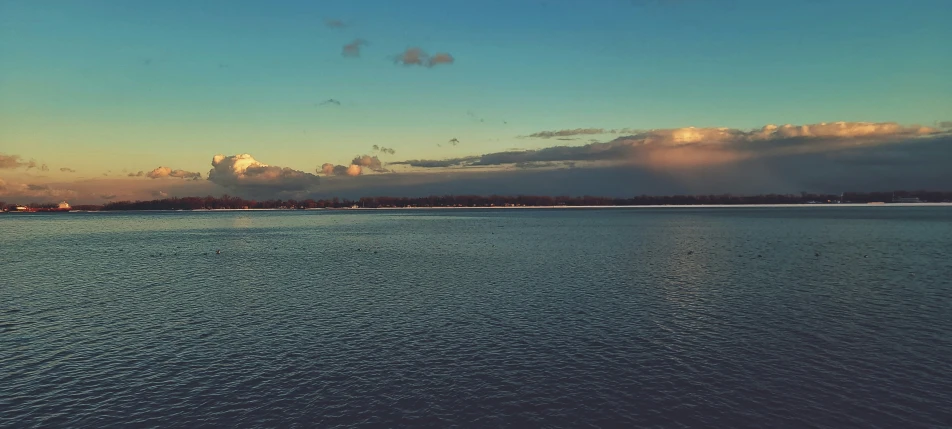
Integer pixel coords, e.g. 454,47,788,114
2,207,951,428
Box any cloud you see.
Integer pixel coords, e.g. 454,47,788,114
448,138,460,146
427,53,454,67
319,98,342,106
342,39,367,57
394,122,942,170
325,19,346,28
0,181,78,200
128,171,144,177
940,121,952,129
372,145,396,155
389,155,481,168
320,162,362,177
151,190,169,198
0,154,38,170
300,133,952,199
351,155,387,172
146,166,202,180
40,164,49,172
100,194,117,200
60,167,77,173
209,153,320,191
527,128,637,138
393,47,455,67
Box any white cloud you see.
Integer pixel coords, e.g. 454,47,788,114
146,166,202,180
208,154,320,191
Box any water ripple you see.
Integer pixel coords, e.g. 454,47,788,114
1,208,951,428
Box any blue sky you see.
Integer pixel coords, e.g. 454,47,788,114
1,0,951,201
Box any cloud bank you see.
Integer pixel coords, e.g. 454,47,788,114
395,121,941,170
6,121,948,204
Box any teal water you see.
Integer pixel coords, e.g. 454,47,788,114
2,207,951,428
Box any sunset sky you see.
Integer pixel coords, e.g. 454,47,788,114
2,0,951,203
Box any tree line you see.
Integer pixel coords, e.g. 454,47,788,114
4,191,950,212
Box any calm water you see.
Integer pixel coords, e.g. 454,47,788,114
2,207,951,428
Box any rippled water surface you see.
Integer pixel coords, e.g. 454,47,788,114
2,207,951,428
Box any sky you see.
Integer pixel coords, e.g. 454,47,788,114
1,0,951,203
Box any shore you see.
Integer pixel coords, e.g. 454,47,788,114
4,203,950,214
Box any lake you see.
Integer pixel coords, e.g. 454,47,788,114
2,207,950,428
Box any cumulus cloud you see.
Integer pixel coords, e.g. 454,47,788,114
320,163,362,177
342,39,367,57
209,153,320,191
60,167,77,173
393,121,943,170
351,155,387,172
152,190,169,198
0,154,38,170
128,171,144,177
146,166,202,180
393,47,455,67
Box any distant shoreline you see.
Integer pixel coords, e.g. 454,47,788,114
4,202,951,214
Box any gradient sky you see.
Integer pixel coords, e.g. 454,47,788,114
1,0,951,202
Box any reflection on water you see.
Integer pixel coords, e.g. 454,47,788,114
1,207,951,428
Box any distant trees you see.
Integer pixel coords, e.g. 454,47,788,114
7,190,950,212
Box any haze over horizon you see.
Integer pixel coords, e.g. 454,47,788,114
2,0,951,204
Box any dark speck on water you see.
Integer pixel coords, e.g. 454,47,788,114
1,207,951,428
